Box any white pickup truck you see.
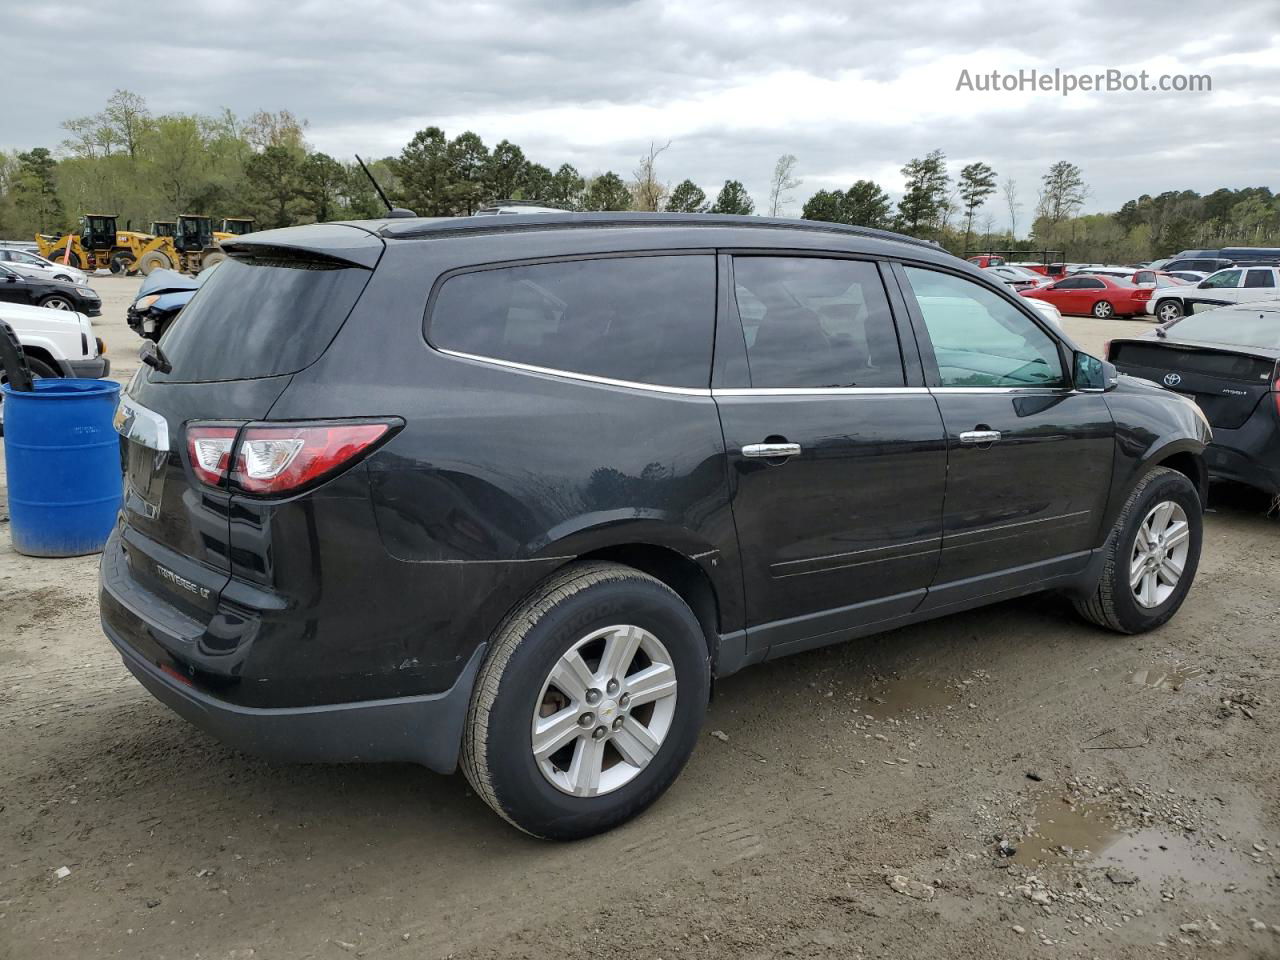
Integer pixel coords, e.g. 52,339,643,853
0,301,110,421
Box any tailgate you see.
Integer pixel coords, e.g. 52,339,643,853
115,376,291,619
1109,341,1273,429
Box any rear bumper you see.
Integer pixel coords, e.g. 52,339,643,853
104,621,483,772
100,532,484,772
1204,410,1280,494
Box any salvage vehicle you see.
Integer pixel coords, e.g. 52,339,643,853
126,267,206,341
1149,266,1280,322
1109,299,1280,494
1021,273,1150,319
0,262,101,316
0,299,108,424
102,213,1209,840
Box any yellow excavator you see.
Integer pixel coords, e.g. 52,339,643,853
35,214,155,275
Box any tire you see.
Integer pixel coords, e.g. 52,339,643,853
39,296,75,311
1092,300,1115,319
53,274,73,283
201,251,226,271
138,251,173,275
1073,466,1202,634
110,253,135,276
49,249,83,270
1155,299,1183,323
462,561,710,840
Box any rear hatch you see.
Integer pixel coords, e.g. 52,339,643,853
1109,339,1275,429
115,226,382,621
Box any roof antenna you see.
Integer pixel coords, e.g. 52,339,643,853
355,154,416,218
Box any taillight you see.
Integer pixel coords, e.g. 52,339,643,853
187,425,239,487
233,422,389,493
1103,339,1112,360
1132,289,1152,301
1274,363,1280,418
186,421,394,494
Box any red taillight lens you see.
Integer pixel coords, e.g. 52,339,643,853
231,422,391,494
187,425,239,487
1103,339,1112,360
1132,289,1152,301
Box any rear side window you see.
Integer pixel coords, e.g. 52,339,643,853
429,255,714,389
731,257,904,388
1244,269,1275,288
157,254,371,382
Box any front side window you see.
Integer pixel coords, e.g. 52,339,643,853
731,256,904,388
903,266,1066,388
1201,269,1242,289
1052,277,1085,290
429,255,714,389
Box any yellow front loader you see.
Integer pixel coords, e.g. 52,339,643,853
35,214,154,275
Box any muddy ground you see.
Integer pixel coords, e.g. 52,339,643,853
1,277,1277,959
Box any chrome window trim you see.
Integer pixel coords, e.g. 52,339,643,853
928,386,1076,395
712,387,930,397
435,348,714,397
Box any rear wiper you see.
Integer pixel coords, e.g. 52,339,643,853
139,340,172,375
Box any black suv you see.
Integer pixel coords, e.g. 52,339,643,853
101,214,1210,839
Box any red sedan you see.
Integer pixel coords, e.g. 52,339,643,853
1021,274,1151,319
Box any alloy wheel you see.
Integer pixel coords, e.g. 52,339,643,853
1130,500,1190,608
531,624,678,797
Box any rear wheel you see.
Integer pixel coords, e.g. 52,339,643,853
201,251,226,271
39,295,75,311
1156,299,1183,323
1092,300,1115,319
1073,467,1202,634
462,561,710,840
138,250,173,275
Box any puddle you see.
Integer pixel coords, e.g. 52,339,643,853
858,676,955,718
1126,662,1202,691
1012,793,1265,910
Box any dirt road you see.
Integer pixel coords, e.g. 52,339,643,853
1,279,1277,959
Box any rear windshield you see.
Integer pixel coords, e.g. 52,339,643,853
156,253,371,382
1166,309,1280,351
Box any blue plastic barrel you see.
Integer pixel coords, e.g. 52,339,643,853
2,379,122,557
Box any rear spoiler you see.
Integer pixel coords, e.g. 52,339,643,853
221,223,384,269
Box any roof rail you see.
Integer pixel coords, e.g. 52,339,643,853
377,211,949,253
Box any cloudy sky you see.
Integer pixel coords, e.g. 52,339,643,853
5,0,1279,218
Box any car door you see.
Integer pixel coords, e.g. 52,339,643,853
0,264,38,308
893,263,1115,610
1046,276,1087,314
1239,268,1278,302
1194,269,1244,305
714,254,947,658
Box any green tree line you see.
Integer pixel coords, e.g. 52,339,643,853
2,90,1277,264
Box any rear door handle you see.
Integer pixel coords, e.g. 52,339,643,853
742,442,802,459
959,430,1001,445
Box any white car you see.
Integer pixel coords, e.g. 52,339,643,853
1149,265,1280,322
984,264,1053,291
1166,270,1208,284
991,278,1062,327
0,301,109,423
0,247,90,285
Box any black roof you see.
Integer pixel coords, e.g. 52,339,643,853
367,211,946,253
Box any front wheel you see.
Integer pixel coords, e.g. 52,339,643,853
1073,466,1202,634
1092,300,1115,319
1156,299,1184,323
39,295,75,311
110,253,136,275
462,561,710,840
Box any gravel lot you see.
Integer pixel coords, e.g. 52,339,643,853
1,276,1277,959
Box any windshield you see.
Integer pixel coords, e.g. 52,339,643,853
1170,306,1280,350
155,253,371,382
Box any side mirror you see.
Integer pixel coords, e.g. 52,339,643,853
1197,280,1212,289
1074,351,1116,392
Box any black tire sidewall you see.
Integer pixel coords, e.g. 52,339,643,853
1094,301,1113,318
483,576,709,840
1107,471,1202,632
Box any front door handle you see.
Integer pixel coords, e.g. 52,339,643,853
959,429,1002,445
743,442,802,459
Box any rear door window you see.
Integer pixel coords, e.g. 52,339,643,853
1244,269,1276,288
730,257,904,388
156,253,372,382
429,255,715,389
